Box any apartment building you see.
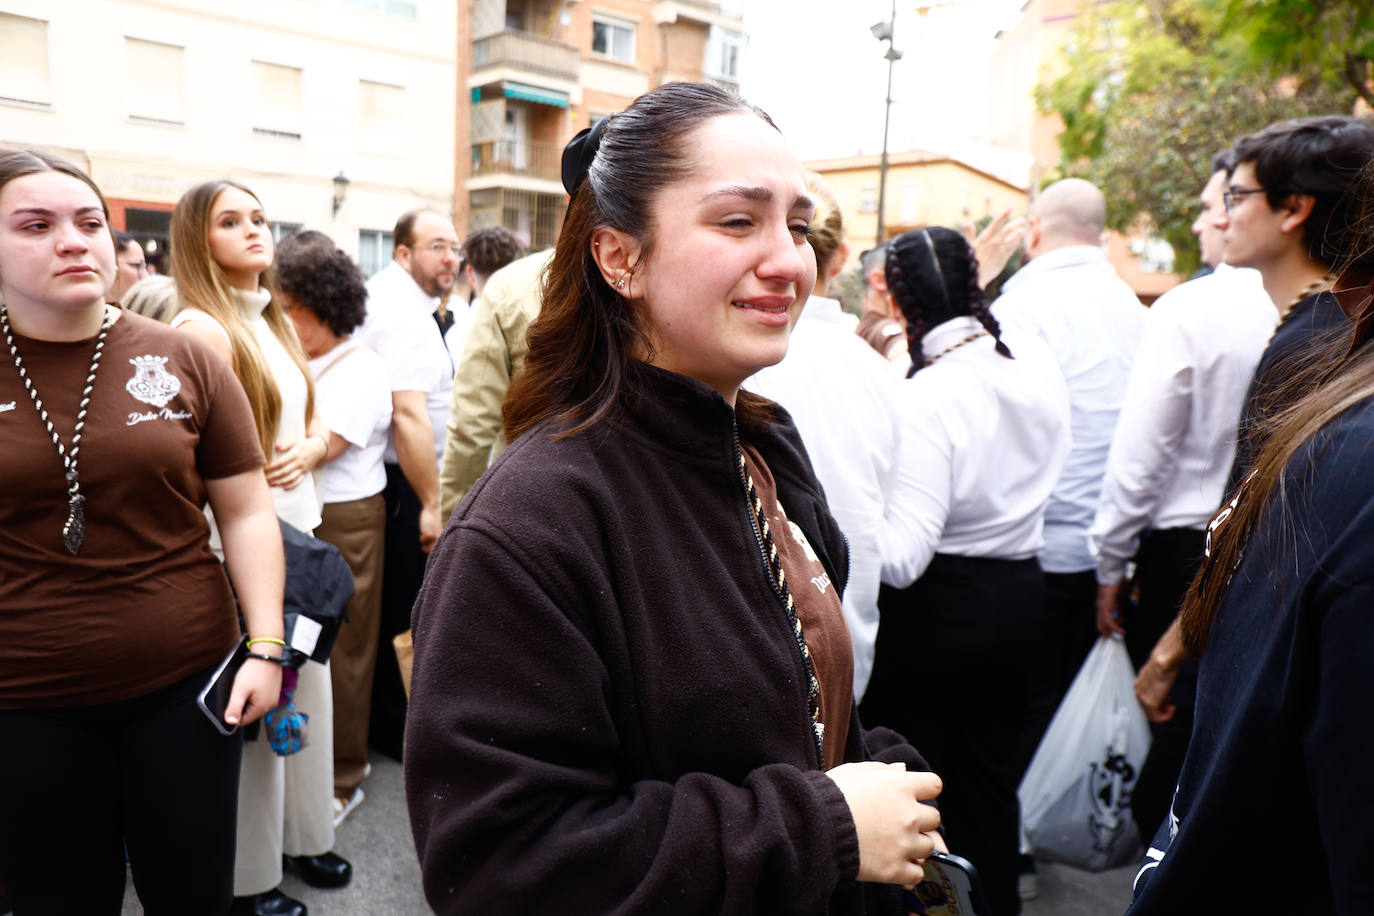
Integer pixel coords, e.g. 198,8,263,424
459,0,746,249
0,0,456,274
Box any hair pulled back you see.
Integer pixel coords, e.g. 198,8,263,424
504,82,779,441
885,226,1011,378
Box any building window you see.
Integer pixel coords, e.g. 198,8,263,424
706,26,743,82
270,222,301,243
252,61,303,141
342,0,418,18
899,182,920,225
859,187,878,214
359,80,405,149
591,14,635,63
125,38,185,125
359,230,394,277
0,13,52,106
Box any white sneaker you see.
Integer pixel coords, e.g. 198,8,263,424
332,787,364,828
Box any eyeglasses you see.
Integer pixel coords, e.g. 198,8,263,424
1223,186,1266,214
419,241,462,257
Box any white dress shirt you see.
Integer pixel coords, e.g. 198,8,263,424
1089,265,1278,584
992,245,1146,573
747,296,901,699
880,316,1071,589
309,341,393,504
360,261,454,464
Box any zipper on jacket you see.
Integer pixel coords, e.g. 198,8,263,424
730,417,826,771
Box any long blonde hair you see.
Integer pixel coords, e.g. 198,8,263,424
171,180,314,457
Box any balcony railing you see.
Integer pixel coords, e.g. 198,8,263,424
471,139,562,181
472,30,580,81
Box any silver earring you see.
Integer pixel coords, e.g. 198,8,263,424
614,274,626,290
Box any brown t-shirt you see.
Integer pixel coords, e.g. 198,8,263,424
0,310,264,708
743,445,854,769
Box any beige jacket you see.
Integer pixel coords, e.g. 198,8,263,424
439,248,552,519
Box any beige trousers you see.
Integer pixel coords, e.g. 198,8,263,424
233,659,336,896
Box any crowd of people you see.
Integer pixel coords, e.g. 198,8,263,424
2,80,1374,916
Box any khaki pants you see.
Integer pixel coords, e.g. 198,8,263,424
314,493,386,795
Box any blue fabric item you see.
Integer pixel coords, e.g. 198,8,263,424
263,669,309,757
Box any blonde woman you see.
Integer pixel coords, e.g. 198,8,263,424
170,181,349,916
747,173,901,702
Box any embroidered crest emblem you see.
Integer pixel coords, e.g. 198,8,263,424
125,355,182,408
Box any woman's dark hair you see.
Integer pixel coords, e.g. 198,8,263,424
275,232,369,338
1232,116,1374,269
503,82,779,441
885,226,1012,378
1179,158,1374,655
113,230,139,257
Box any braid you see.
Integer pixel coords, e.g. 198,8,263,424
885,254,928,377
964,241,1014,360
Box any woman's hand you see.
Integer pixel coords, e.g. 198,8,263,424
225,657,283,727
827,761,943,886
264,436,328,490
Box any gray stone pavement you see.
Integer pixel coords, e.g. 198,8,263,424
121,751,1136,915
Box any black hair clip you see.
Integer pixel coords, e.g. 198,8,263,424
561,113,614,197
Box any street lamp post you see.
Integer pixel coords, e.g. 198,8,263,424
871,0,902,248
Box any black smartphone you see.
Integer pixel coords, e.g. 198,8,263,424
902,851,992,916
197,635,248,736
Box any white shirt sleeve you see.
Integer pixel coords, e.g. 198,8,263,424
317,350,393,449
880,382,954,588
1089,303,1195,584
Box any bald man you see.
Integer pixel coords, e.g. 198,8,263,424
991,180,1146,797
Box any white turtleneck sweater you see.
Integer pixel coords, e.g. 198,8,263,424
172,287,322,534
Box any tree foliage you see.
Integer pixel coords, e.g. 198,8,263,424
1037,0,1354,276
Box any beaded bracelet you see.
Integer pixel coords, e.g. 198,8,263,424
247,637,286,650
246,652,285,665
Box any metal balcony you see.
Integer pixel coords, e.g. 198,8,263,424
471,139,562,182
471,30,580,82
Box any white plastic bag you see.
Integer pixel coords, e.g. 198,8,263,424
1017,635,1151,870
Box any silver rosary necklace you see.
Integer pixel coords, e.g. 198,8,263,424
0,305,112,555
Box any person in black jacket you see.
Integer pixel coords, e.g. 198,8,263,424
404,82,943,915
1127,174,1374,913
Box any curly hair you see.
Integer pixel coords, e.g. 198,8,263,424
275,233,369,338
462,226,524,281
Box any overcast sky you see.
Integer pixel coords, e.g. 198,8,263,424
738,0,1025,162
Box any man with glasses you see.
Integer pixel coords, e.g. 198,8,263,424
357,207,460,760
1218,116,1374,486
1090,148,1276,843
107,230,151,303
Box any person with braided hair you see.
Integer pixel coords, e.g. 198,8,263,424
860,226,1070,916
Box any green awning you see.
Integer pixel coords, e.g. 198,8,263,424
503,81,568,108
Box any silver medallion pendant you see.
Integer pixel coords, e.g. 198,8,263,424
63,492,86,555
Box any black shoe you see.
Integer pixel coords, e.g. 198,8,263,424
230,888,307,916
283,851,353,889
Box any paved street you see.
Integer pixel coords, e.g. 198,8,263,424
121,751,1136,915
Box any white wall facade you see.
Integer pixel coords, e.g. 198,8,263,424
0,0,457,261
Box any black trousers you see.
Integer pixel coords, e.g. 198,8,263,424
371,462,425,761
861,554,1047,916
0,668,243,916
1124,527,1204,841
1015,569,1097,778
